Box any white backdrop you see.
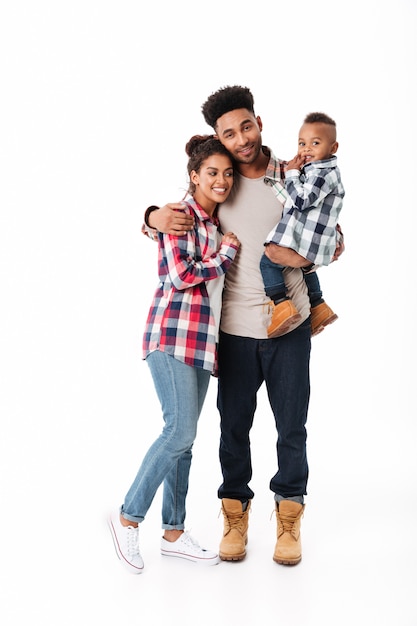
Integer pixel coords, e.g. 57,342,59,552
1,1,416,625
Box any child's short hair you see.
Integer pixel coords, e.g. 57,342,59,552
304,112,336,127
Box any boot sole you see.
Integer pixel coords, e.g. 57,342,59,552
268,313,302,338
273,555,301,566
312,313,338,336
219,552,246,561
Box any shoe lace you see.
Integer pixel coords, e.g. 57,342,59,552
126,525,140,557
181,531,202,549
219,507,249,532
272,507,304,533
278,513,296,533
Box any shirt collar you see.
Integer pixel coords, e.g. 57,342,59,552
303,155,338,171
263,146,286,182
185,195,220,227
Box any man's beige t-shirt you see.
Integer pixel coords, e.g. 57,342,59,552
218,174,310,339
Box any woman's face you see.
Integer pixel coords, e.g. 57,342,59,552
191,153,234,212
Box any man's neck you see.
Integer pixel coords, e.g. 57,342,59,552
237,147,270,179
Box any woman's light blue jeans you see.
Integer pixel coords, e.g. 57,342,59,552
121,350,211,529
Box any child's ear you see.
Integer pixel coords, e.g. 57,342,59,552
331,141,339,155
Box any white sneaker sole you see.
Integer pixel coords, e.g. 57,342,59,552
161,547,220,566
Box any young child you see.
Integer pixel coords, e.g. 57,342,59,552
260,112,345,337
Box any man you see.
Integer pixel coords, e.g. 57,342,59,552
145,86,344,565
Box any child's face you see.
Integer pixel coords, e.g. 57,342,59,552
297,122,338,164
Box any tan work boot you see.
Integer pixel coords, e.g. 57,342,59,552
219,498,251,561
268,299,302,338
273,500,305,565
310,301,338,336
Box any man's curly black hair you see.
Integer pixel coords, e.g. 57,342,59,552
201,85,255,130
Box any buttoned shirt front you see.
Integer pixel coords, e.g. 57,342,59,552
143,195,238,375
266,156,345,266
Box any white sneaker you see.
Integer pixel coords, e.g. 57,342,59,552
161,531,220,566
108,511,144,574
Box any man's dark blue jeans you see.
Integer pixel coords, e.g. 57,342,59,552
217,320,311,502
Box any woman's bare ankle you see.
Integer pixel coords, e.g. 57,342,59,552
119,514,138,528
163,529,184,542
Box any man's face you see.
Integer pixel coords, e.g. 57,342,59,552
214,108,263,165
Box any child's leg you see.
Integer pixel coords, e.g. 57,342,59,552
302,270,323,307
259,252,287,303
260,251,301,338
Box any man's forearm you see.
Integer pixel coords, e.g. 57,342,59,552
144,203,194,235
264,243,310,268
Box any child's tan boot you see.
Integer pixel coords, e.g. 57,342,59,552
310,301,338,336
268,299,301,338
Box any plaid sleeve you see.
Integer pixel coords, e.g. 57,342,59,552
162,229,237,291
285,168,340,213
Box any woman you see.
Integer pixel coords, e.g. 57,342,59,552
109,135,240,573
